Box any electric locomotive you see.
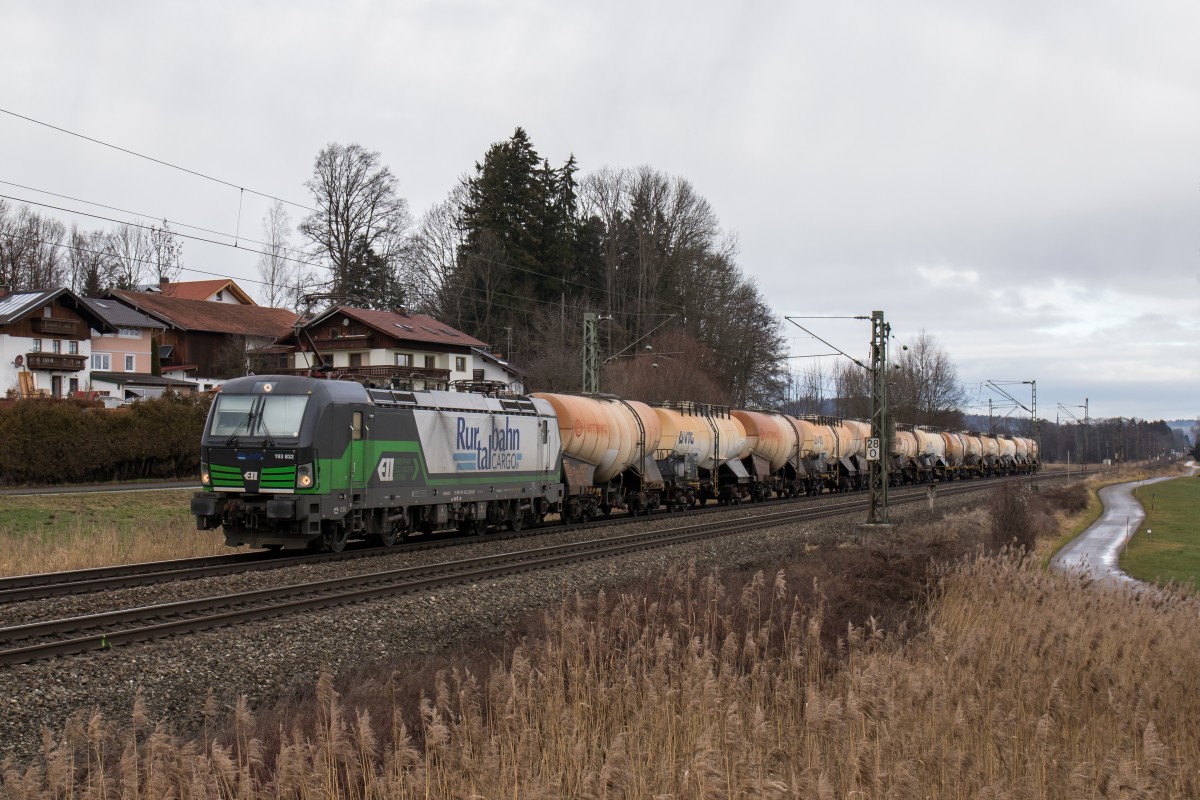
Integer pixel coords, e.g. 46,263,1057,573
191,375,563,551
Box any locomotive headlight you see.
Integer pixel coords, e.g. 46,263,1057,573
200,462,211,486
296,463,314,489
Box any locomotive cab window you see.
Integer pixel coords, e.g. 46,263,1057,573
351,410,364,441
209,393,309,439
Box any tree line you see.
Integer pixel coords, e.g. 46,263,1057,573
0,199,184,295
295,129,787,406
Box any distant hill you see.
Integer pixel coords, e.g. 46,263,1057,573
1166,419,1195,444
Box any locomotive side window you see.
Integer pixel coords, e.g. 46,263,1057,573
351,410,364,441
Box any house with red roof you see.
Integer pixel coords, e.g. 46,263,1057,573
153,279,256,305
106,288,297,384
280,305,525,393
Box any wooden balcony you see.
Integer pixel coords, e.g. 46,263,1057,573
31,318,80,336
26,353,87,371
312,335,374,350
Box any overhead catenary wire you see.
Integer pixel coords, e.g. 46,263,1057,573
5,229,686,329
2,189,690,316
0,109,693,315
0,106,315,213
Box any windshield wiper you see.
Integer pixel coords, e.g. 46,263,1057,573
258,415,277,449
224,411,253,447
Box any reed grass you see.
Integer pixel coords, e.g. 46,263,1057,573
8,484,1198,797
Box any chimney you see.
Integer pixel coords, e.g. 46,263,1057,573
0,284,9,298
393,306,409,317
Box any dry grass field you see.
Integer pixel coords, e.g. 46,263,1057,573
5,472,1198,797
0,489,226,576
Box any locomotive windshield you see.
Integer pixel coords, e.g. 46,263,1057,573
210,393,309,439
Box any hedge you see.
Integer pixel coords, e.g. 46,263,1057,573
0,392,212,485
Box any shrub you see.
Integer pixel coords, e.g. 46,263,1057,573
1039,482,1089,514
988,481,1055,553
0,392,211,485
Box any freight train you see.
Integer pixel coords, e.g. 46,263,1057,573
191,375,1039,551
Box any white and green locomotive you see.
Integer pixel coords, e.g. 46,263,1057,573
191,375,563,551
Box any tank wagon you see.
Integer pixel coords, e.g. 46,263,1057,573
533,392,663,519
653,402,750,507
192,375,563,551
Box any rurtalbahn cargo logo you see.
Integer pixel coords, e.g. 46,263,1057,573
454,417,524,471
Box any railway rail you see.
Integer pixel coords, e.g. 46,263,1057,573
0,468,1086,604
0,474,1075,666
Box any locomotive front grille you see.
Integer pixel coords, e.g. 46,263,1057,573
259,465,298,492
210,464,245,490
209,463,298,493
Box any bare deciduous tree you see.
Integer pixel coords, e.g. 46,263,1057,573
257,200,295,308
891,331,966,428
300,142,411,303
106,223,153,290
148,220,183,284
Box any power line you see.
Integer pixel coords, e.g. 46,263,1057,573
2,189,689,316
0,179,309,261
0,106,314,213
5,229,306,293
0,192,328,274
0,108,703,317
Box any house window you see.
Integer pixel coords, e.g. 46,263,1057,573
125,354,136,372
68,341,78,355
92,353,111,371
118,327,140,339
395,353,412,367
30,339,41,352
51,340,61,354
43,307,52,318
69,378,79,393
424,355,436,369
349,353,363,368
455,356,466,372
215,290,224,301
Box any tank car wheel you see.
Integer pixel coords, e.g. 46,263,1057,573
374,529,399,547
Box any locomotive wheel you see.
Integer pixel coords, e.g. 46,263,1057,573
509,511,525,532
324,526,349,553
375,529,399,547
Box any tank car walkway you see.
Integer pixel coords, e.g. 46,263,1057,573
1050,462,1196,587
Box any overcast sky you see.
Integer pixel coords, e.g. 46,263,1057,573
3,1,1198,422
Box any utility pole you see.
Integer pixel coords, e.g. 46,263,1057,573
582,312,600,393
866,310,891,525
1030,379,1039,491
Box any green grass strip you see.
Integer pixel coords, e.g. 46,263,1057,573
1121,475,1200,590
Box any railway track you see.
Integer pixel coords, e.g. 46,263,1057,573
0,469,1087,604
0,475,1060,666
